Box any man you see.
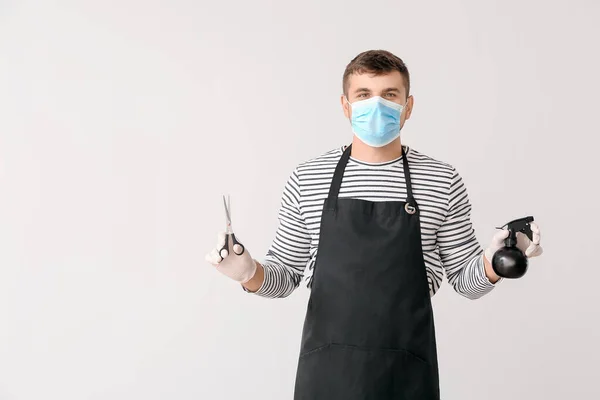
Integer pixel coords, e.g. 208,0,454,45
205,50,543,399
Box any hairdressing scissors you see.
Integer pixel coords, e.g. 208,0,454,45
219,194,245,259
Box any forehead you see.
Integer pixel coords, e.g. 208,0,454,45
347,70,406,93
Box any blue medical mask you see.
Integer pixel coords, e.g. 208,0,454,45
346,96,406,147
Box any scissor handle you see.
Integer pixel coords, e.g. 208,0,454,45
219,237,230,260
219,233,245,260
230,233,245,255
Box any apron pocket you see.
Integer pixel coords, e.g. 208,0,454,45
294,343,438,400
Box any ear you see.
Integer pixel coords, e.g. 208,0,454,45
341,95,351,119
404,95,414,120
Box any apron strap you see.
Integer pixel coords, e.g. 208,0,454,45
400,146,418,212
324,144,353,211
325,144,419,212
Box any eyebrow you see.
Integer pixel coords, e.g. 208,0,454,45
353,87,401,94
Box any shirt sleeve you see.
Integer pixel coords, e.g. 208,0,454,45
250,168,311,298
437,168,498,300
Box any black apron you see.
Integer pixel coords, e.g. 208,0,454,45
293,144,440,400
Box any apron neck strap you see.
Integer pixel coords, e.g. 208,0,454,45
400,146,416,207
325,144,352,209
325,144,417,210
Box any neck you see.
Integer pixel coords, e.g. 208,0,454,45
350,137,404,163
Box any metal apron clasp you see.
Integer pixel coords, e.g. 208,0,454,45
405,203,417,215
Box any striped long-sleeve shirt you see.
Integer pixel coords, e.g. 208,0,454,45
254,145,497,300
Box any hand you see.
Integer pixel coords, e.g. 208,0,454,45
205,233,257,283
484,222,543,264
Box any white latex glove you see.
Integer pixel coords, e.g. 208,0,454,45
484,222,543,263
205,232,257,283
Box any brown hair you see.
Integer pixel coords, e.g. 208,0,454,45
342,50,410,97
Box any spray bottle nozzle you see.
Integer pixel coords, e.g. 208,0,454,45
496,216,535,242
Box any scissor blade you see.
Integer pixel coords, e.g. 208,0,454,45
223,195,232,230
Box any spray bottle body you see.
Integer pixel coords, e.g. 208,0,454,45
491,216,533,279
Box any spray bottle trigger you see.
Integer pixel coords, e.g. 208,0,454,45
520,224,534,242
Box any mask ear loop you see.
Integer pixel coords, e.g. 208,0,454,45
344,96,354,121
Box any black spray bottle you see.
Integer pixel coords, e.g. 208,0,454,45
491,216,535,279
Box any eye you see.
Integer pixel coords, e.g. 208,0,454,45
385,93,397,98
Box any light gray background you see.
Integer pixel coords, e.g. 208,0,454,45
1,1,599,399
